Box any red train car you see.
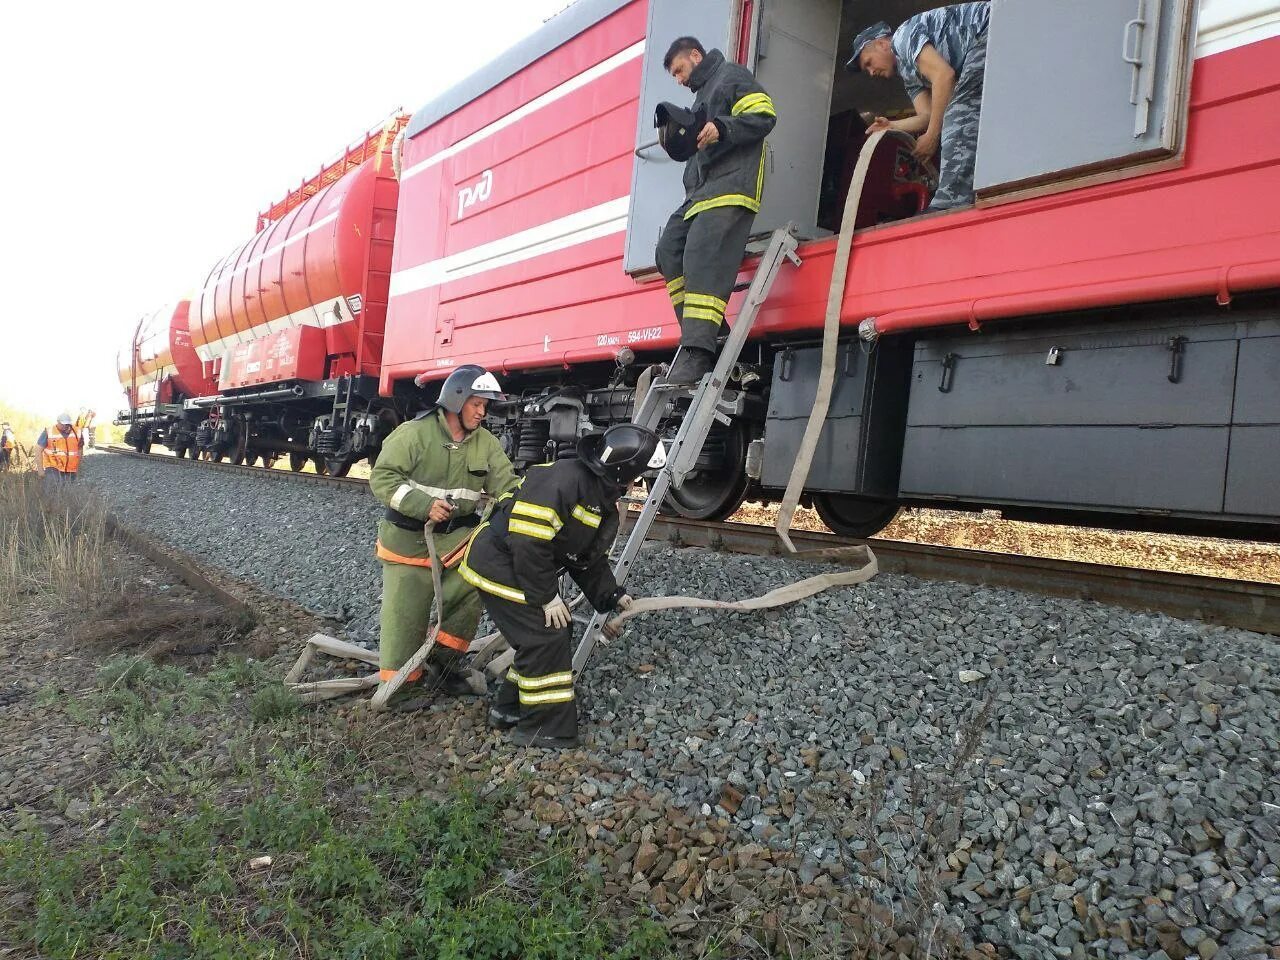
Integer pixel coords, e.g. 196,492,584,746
382,0,1280,538
116,300,217,457
119,115,409,473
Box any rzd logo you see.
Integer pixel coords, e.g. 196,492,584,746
457,169,493,219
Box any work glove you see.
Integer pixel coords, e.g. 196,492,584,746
615,593,634,612
542,595,572,630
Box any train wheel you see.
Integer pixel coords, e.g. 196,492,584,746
262,453,279,470
325,456,353,478
663,423,748,522
186,446,201,460
289,453,309,472
313,458,328,476
210,451,225,463
811,494,899,539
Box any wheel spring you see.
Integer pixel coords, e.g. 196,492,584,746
515,422,550,462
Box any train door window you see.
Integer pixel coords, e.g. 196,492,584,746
973,0,1195,197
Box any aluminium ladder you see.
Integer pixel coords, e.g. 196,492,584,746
572,225,801,672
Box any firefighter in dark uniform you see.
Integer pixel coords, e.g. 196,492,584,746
461,423,667,748
654,36,777,384
370,364,518,708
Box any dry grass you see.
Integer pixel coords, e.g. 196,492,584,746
0,472,120,604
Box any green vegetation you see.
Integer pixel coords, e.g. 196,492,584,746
2,653,675,960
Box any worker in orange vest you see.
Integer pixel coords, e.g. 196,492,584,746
0,422,14,471
37,413,83,480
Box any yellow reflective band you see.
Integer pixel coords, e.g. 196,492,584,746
741,103,776,118
509,518,556,541
666,276,685,292
683,306,725,324
684,194,761,219
511,500,563,530
670,291,685,306
460,524,528,603
683,293,727,311
520,688,575,705
508,669,574,690
731,93,774,116
571,504,602,528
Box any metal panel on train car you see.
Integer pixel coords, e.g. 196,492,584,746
974,0,1194,195
761,339,910,496
218,326,327,391
899,316,1240,514
1224,325,1280,516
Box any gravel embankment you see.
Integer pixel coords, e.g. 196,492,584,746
82,453,1280,959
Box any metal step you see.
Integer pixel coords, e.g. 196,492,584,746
572,225,801,672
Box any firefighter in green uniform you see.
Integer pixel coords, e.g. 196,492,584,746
370,364,518,707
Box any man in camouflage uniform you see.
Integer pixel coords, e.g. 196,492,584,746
369,364,518,707
654,36,777,385
848,2,990,211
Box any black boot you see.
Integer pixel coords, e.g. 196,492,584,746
488,706,520,729
511,727,580,750
662,347,715,386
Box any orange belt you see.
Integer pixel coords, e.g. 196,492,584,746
375,534,472,569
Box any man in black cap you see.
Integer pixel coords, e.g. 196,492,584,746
848,2,990,211
460,423,666,748
653,36,777,385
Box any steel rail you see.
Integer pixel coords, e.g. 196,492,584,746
103,446,368,491
639,516,1280,637
99,447,1280,636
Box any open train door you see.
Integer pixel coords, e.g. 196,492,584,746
974,0,1196,197
622,0,842,274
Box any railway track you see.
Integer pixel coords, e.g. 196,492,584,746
100,445,1280,636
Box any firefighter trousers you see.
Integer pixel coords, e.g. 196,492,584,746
483,592,577,740
378,559,479,680
655,203,756,353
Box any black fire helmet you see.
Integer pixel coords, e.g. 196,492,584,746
577,423,668,487
655,102,707,162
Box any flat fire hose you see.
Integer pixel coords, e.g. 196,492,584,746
368,520,446,711
602,543,878,632
774,130,888,551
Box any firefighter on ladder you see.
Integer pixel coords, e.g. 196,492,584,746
654,36,777,385
461,423,666,749
370,365,518,710
36,413,83,481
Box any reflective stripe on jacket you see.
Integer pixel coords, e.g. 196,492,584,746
681,49,777,219
369,410,518,565
461,460,622,612
42,426,82,474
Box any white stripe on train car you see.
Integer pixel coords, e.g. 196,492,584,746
388,196,629,298
192,211,342,305
192,293,358,363
400,40,646,183
1195,0,1280,56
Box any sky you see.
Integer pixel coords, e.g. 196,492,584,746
0,0,570,428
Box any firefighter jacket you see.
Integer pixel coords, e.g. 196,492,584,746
41,427,82,474
681,48,777,220
369,410,518,567
462,460,625,612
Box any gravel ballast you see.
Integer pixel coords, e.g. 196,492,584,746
82,452,1280,958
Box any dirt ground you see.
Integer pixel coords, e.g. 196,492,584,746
1,533,978,959
730,503,1280,584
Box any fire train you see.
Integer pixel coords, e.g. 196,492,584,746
119,0,1280,540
